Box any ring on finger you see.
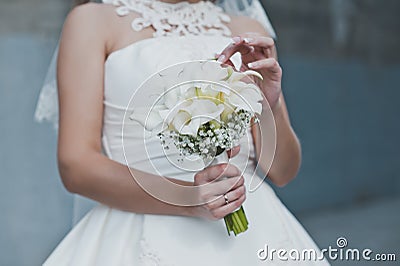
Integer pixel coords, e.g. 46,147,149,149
224,193,229,205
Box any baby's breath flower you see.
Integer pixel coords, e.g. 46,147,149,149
158,109,253,161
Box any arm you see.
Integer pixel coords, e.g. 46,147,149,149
57,4,245,219
253,94,301,187
219,17,301,187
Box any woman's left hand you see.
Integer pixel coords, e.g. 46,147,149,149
217,33,282,111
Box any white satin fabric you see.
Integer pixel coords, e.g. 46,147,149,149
43,34,328,265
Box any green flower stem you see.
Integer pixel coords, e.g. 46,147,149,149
237,212,246,231
223,217,229,234
224,216,232,235
231,220,236,235
232,213,242,235
223,206,249,236
232,212,242,232
238,207,248,225
235,212,246,232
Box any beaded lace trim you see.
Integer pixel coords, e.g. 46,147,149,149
103,0,231,37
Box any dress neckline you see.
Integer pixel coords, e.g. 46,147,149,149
104,34,231,65
103,0,231,37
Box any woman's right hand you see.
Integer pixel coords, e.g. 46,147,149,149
193,162,246,221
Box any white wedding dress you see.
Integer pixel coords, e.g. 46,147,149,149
43,1,329,265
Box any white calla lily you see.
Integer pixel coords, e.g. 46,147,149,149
171,111,191,133
217,66,264,115
175,99,225,136
130,63,264,136
129,105,165,132
224,66,264,83
228,89,263,114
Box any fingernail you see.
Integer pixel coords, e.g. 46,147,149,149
232,36,241,44
217,54,226,63
244,37,254,44
248,62,258,68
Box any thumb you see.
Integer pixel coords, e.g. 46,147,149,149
227,146,241,158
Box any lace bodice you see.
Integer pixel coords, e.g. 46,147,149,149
103,0,232,37
34,0,278,128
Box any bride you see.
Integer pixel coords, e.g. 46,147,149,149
37,0,329,265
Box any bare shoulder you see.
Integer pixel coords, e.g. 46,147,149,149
62,3,143,55
62,3,114,47
65,3,113,28
228,15,270,38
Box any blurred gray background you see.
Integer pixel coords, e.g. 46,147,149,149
1,0,399,265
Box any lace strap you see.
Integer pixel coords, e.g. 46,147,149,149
103,0,232,37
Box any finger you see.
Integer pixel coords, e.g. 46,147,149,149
208,173,243,194
224,185,246,206
214,53,235,67
206,184,245,209
223,59,235,68
247,58,281,73
243,36,275,50
200,175,243,205
195,163,240,184
244,36,275,58
208,175,243,196
227,146,240,158
230,174,245,190
217,41,254,63
211,194,246,220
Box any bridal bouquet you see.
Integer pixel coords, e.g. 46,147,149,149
130,63,263,236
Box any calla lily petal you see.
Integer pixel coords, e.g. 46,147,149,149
172,111,191,133
180,117,201,136
130,106,164,131
243,70,264,80
130,63,263,136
